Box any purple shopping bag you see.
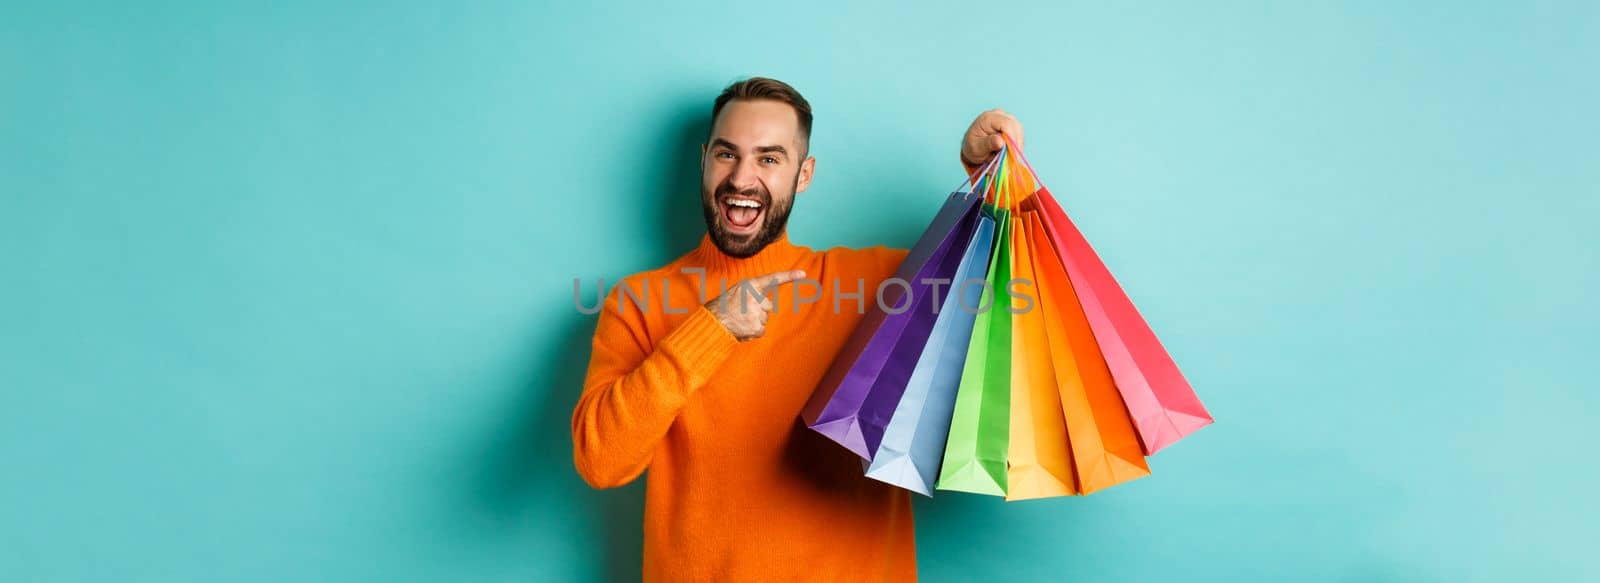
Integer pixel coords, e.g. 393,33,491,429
802,190,984,459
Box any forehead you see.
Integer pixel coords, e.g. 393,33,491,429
710,99,803,149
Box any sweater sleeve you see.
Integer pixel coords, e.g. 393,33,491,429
571,293,739,489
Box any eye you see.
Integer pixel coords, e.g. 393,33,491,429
761,156,778,164
716,152,735,160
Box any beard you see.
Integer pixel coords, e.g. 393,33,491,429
700,175,796,259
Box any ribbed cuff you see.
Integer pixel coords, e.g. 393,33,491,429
658,304,739,384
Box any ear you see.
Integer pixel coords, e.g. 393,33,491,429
795,156,816,193
700,142,707,167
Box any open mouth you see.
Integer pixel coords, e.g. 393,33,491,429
719,196,765,236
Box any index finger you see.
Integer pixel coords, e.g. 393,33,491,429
754,269,806,293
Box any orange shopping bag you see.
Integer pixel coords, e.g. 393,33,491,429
1024,209,1150,493
1005,181,1079,501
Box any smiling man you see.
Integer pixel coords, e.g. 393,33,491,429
572,77,1023,582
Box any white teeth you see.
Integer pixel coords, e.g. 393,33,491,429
727,199,762,208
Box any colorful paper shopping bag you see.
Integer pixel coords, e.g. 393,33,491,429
992,133,1211,455
1034,191,1213,455
803,190,984,459
1023,210,1150,493
1005,207,1080,500
936,205,1013,496
864,214,996,495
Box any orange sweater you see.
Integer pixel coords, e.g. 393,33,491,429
573,230,914,581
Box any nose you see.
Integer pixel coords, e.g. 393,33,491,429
728,156,761,192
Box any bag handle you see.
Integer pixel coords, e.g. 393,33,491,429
958,146,1004,197
965,136,1039,211
999,133,1045,193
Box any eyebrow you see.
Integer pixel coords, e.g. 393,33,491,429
709,138,789,158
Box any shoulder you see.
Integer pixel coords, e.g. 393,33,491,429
604,263,677,302
819,244,909,279
588,260,689,351
591,254,696,322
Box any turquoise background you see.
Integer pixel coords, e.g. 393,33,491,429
3,2,1597,581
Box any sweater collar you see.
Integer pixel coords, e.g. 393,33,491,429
690,230,809,282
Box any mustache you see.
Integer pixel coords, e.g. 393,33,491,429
714,182,770,204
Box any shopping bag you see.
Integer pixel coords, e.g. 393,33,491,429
803,190,985,459
1004,207,1080,500
853,204,986,459
1005,136,1213,455
1023,210,1150,493
864,214,996,495
936,204,1013,496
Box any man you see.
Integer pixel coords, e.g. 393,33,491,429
572,77,1024,581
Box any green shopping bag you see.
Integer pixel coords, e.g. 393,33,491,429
935,205,1013,496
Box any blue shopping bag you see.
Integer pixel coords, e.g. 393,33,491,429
863,214,996,495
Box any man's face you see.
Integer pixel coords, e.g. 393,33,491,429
700,99,815,258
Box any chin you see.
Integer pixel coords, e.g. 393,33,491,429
715,233,764,258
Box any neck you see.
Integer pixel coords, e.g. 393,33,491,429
690,230,807,282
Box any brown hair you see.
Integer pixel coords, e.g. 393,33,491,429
710,77,814,146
